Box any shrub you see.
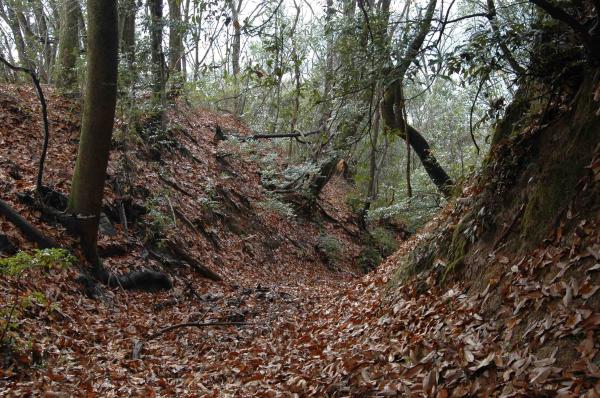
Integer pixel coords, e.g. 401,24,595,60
316,233,342,267
0,249,75,276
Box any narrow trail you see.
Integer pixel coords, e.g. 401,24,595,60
2,84,600,397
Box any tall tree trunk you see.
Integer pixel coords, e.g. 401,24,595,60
30,0,52,82
119,0,136,69
56,0,79,90
46,0,61,81
76,1,87,51
313,0,335,160
168,0,183,94
148,0,165,126
361,106,381,226
227,0,242,114
0,4,31,70
227,0,241,78
67,0,119,265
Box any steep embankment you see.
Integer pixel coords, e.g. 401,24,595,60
198,70,600,396
210,69,599,396
0,84,368,285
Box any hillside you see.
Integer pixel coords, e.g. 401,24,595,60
1,69,599,396
0,84,400,395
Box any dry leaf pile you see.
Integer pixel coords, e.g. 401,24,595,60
1,85,599,397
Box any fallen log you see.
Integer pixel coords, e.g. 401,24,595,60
0,199,58,249
218,128,322,142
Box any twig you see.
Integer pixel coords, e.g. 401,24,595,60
0,55,50,196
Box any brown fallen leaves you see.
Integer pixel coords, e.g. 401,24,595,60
1,85,600,397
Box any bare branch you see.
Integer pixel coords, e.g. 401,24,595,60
0,55,50,195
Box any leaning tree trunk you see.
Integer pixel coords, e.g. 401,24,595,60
56,0,79,90
381,81,453,197
67,0,119,266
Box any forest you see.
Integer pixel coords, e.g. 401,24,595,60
0,0,599,395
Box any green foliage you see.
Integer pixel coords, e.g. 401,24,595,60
357,246,382,273
316,233,342,267
357,227,398,272
345,192,363,214
198,182,221,212
258,194,295,219
370,227,398,257
0,249,75,276
144,196,176,240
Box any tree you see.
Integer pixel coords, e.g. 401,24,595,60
30,0,53,82
168,0,183,93
0,1,32,70
380,0,453,197
119,0,137,67
148,0,166,127
227,0,242,114
67,0,119,266
56,0,79,90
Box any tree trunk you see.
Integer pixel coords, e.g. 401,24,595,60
381,81,453,197
148,0,166,127
0,4,31,70
168,0,183,94
56,0,79,90
30,0,52,82
361,107,381,226
67,0,119,265
119,0,136,67
227,0,242,114
76,0,87,51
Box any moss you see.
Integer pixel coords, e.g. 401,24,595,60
441,217,470,282
491,89,531,147
442,254,465,283
520,161,579,246
387,253,414,289
520,73,600,247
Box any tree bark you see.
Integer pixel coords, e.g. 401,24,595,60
148,0,166,126
30,0,52,82
119,0,136,67
67,0,119,264
0,3,31,70
56,0,79,90
168,0,183,93
227,0,242,114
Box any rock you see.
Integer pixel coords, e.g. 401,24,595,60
98,213,117,236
